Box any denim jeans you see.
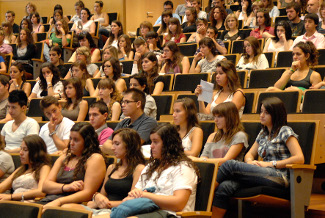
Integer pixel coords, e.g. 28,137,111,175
213,160,288,209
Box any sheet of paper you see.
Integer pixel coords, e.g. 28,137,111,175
198,80,214,103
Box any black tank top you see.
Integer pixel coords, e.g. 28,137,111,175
104,167,133,201
286,69,313,89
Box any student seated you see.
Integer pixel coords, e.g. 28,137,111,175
211,97,304,217
102,88,158,155
0,75,11,122
39,96,75,154
1,90,39,153
9,62,31,97
41,123,106,209
0,135,51,201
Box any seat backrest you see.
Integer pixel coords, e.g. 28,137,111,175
223,41,231,54
106,121,119,130
83,97,97,120
302,90,325,113
243,91,256,114
121,60,133,75
276,51,293,68
36,32,47,42
43,24,51,32
275,15,289,24
107,12,118,25
152,95,174,120
313,66,325,80
256,91,301,113
0,201,42,218
160,74,174,91
123,76,130,89
4,54,12,74
34,42,44,60
279,8,287,16
193,161,217,212
200,121,216,148
263,52,275,68
178,43,198,56
27,98,46,121
91,78,101,89
249,68,285,88
242,122,262,150
317,49,325,65
231,40,244,54
224,54,238,65
41,16,48,24
184,32,193,41
11,153,21,169
173,73,209,91
177,94,199,111
42,207,91,218
237,70,247,88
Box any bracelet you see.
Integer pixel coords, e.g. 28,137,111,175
62,184,66,193
92,192,99,201
290,68,295,73
47,82,52,85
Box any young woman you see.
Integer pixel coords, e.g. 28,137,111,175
262,0,280,18
48,8,69,32
30,12,44,34
160,41,190,74
268,41,322,92
19,18,33,33
211,97,304,217
66,46,99,77
69,60,95,97
13,28,35,77
29,63,63,100
124,123,199,217
24,2,37,20
103,20,123,49
68,128,145,216
139,21,154,39
117,34,134,61
249,9,274,39
128,75,157,119
140,52,164,95
97,46,119,77
90,0,110,36
190,37,226,74
236,0,252,23
173,98,203,157
191,102,248,164
1,22,16,44
157,11,173,35
9,62,31,97
69,32,100,63
97,78,122,121
94,57,126,93
62,77,88,121
69,1,85,23
263,20,293,65
209,6,227,31
236,36,269,70
219,14,245,41
146,31,162,55
0,135,51,201
181,7,197,33
43,19,71,62
195,60,245,119
49,46,69,79
187,18,209,43
318,2,325,34
131,37,150,75
244,1,264,28
71,8,96,36
41,122,106,209
162,18,186,46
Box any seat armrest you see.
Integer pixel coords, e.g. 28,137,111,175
286,164,316,170
32,58,44,62
176,211,212,217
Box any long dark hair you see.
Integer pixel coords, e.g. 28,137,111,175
260,97,287,138
102,57,121,81
78,31,97,48
111,129,145,177
13,135,51,183
17,28,34,47
163,41,183,72
108,20,123,45
143,123,199,183
273,20,292,43
63,77,83,110
174,98,200,135
39,62,61,90
65,122,101,180
140,52,159,95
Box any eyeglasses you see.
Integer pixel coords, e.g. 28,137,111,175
163,49,170,53
121,100,138,105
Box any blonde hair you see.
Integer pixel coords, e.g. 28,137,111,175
225,13,239,30
76,46,91,64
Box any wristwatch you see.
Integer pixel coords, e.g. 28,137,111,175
49,131,56,137
272,160,277,168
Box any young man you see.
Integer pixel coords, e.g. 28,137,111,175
291,13,325,49
0,75,11,122
183,0,208,23
286,2,305,37
5,11,19,34
39,96,74,154
102,88,157,155
1,90,39,153
154,1,182,26
88,101,113,145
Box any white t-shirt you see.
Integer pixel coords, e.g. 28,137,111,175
32,81,63,98
39,117,75,154
236,54,269,70
1,117,39,151
135,162,197,215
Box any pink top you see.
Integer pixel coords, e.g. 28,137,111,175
250,26,274,39
98,127,114,145
290,31,325,50
164,33,186,44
